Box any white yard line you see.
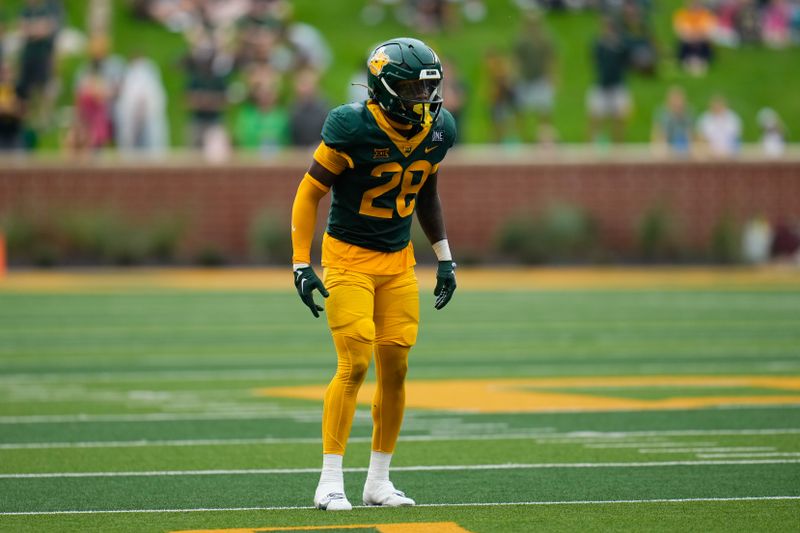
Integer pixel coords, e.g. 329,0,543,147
0,369,329,384
2,459,800,479
1,496,799,516
584,442,717,449
1,428,799,450
697,452,800,459
637,447,775,454
4,361,800,384
537,428,800,438
0,433,550,450
0,411,321,424
0,437,324,449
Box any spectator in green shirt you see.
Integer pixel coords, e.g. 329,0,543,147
235,78,289,154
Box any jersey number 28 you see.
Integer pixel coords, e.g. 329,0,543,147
359,161,432,219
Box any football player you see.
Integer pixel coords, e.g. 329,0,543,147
290,37,457,511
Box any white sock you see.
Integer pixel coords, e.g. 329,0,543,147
318,453,344,487
366,451,392,483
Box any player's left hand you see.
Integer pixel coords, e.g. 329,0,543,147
434,260,457,310
293,266,329,318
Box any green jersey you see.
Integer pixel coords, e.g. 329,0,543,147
321,101,456,252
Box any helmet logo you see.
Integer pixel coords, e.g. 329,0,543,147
369,47,391,76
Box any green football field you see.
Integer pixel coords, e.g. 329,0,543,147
0,268,799,532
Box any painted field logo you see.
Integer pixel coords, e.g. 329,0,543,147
171,521,473,533
259,376,800,414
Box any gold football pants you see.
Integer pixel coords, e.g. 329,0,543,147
321,266,419,455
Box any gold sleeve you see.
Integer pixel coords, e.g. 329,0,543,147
313,142,354,174
291,173,330,264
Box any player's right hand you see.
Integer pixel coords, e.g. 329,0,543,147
293,265,329,318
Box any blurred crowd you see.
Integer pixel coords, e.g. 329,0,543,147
134,0,332,158
359,0,490,31
650,86,787,159
0,0,796,158
0,0,63,151
673,0,800,76
481,0,794,154
0,0,333,158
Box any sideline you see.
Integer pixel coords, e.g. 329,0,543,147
2,266,800,292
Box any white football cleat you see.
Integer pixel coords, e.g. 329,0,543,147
314,485,352,511
362,480,416,507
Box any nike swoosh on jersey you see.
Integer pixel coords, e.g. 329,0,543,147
424,145,438,153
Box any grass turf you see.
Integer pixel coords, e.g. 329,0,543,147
0,270,799,531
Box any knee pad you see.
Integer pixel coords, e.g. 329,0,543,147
349,317,376,345
377,323,418,347
331,316,376,345
398,324,418,347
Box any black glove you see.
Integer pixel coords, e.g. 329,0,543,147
434,260,457,310
293,266,329,318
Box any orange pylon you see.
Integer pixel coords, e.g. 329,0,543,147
0,232,5,279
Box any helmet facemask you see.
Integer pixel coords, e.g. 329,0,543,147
385,75,442,127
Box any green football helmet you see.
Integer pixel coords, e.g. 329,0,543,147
366,37,443,126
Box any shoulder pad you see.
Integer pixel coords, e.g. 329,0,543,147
321,102,366,149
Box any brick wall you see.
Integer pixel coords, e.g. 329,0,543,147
1,158,798,261
439,160,800,257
